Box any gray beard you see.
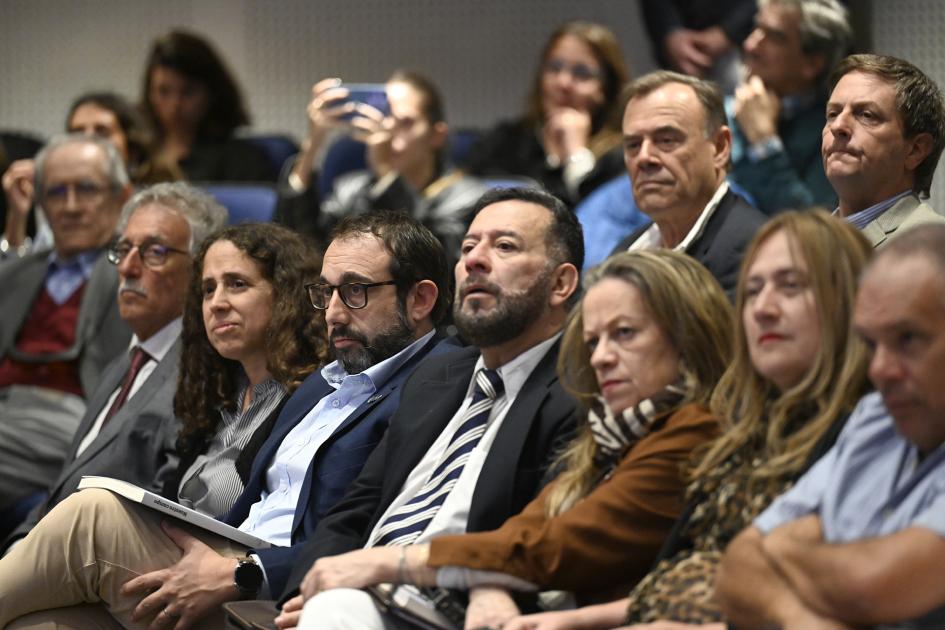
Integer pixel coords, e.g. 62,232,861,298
333,304,416,374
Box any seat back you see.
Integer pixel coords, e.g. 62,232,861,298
201,183,279,224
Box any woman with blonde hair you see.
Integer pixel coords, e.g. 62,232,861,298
503,210,873,629
278,249,733,628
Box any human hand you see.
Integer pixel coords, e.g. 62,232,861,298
464,586,521,630
664,29,713,77
690,27,733,60
543,107,592,163
299,546,399,600
304,78,356,142
274,594,303,630
500,608,587,630
2,159,36,245
120,522,239,629
349,102,395,178
733,75,781,144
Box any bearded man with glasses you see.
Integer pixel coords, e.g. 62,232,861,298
0,133,134,516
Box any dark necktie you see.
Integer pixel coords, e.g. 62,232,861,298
103,346,151,424
371,368,505,546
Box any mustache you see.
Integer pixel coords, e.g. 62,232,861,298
330,325,369,347
119,279,147,298
457,275,502,298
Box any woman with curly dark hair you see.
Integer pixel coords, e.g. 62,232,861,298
141,29,274,182
162,222,328,516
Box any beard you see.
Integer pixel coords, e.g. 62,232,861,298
452,268,553,348
331,302,416,374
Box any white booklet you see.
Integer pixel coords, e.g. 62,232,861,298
77,475,270,549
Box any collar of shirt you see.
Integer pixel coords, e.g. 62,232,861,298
44,248,100,304
631,181,729,253
469,332,562,403
130,317,181,363
839,189,914,230
320,329,437,405
779,89,819,121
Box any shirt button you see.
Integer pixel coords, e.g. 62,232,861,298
332,400,340,407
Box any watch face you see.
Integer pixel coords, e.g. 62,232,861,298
235,559,264,593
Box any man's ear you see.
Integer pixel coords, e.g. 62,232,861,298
407,279,439,324
430,121,448,151
904,132,934,172
548,262,580,308
712,125,733,171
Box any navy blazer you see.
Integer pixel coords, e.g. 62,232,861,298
280,340,579,600
612,188,767,300
223,333,452,596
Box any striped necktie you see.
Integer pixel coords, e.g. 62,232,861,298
371,368,505,546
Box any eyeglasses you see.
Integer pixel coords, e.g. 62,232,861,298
305,280,397,310
107,240,189,268
42,181,110,207
543,59,602,83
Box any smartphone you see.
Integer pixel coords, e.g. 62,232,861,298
339,83,390,120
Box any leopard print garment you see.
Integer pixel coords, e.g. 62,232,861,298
624,449,795,623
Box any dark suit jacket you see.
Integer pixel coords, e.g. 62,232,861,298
280,340,579,600
612,188,767,299
224,334,452,597
0,250,131,397
4,339,182,550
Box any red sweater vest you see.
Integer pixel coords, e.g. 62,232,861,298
0,283,87,396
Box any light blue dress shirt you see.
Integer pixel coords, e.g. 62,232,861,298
239,329,436,546
756,391,945,628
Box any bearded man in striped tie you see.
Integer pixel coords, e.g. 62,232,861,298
272,187,583,629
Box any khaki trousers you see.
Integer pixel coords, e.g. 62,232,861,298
0,488,246,629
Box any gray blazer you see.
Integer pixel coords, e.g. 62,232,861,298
5,339,182,548
862,194,945,248
0,250,131,397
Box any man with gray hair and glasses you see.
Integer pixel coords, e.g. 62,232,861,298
2,181,228,550
728,0,852,214
0,133,133,514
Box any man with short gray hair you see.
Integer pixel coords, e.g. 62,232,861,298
0,133,133,509
728,0,852,213
3,182,228,550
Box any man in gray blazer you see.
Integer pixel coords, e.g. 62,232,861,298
3,182,227,549
0,134,133,507
824,54,945,246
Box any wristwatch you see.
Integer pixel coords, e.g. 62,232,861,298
233,556,264,599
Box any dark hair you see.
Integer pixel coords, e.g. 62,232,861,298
174,223,328,451
829,54,945,197
623,70,727,135
330,212,451,324
526,21,629,155
387,69,447,167
141,29,250,140
67,91,180,185
469,187,584,273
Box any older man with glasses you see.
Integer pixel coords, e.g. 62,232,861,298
0,133,134,514
2,181,227,550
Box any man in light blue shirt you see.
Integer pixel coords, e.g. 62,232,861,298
0,212,455,628
718,225,945,629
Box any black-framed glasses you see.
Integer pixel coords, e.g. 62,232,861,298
305,280,397,310
107,240,190,268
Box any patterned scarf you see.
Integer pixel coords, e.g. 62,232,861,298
588,380,690,470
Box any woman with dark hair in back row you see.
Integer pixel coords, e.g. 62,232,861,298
141,29,275,183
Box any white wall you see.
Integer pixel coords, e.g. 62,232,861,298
0,0,655,141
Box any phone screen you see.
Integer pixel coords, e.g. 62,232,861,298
340,83,390,120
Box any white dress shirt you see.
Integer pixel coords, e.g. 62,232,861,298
628,181,729,252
